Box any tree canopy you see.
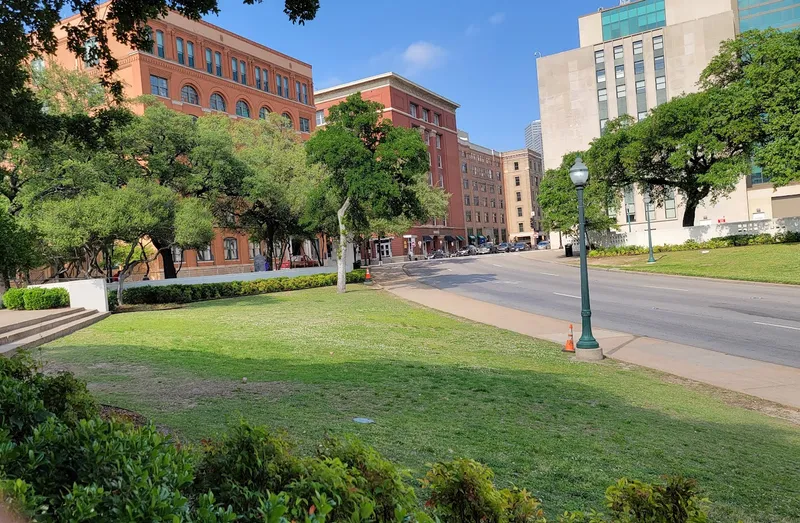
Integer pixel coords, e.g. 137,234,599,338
700,28,800,187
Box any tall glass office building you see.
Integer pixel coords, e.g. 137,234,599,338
738,0,800,32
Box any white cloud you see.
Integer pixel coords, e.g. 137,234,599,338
465,23,480,37
401,41,447,74
488,12,506,25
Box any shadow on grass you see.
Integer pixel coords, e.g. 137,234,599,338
36,343,800,522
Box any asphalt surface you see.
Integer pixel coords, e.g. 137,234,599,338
403,251,800,368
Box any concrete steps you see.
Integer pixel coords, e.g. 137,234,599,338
0,308,109,356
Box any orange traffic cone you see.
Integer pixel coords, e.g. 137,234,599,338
365,267,373,285
563,324,575,353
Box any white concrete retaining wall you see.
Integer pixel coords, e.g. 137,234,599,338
121,265,336,289
594,217,800,248
32,279,109,313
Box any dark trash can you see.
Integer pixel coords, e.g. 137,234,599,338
565,244,574,257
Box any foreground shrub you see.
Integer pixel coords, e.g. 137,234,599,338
1,289,26,310
1,287,69,310
114,269,367,307
589,230,800,257
422,458,507,522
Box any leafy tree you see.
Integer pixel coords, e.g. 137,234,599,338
538,152,618,243
305,93,432,292
214,113,324,272
0,0,319,143
0,211,44,295
700,28,800,187
587,91,756,226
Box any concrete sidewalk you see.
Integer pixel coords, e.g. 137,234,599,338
378,271,800,409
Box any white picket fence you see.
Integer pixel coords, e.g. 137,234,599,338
593,216,800,248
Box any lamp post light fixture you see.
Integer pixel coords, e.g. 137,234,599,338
569,157,602,361
643,193,656,264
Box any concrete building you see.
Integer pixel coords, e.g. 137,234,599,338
537,0,800,235
314,73,466,260
50,4,321,278
501,149,545,244
457,131,506,244
524,120,543,156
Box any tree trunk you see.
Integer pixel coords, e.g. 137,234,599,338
117,273,127,306
336,198,351,294
152,238,177,279
682,198,699,227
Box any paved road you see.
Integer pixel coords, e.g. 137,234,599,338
403,252,800,368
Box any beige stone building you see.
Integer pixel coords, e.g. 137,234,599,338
501,149,545,244
537,0,800,235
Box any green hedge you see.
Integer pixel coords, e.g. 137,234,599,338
589,231,800,258
111,270,366,307
2,287,70,310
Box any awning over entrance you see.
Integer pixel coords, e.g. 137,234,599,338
478,235,486,240
468,235,476,240
457,236,465,242
444,235,456,242
422,235,433,241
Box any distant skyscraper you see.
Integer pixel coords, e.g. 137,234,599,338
524,120,543,156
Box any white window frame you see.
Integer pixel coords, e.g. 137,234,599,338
595,49,605,64
616,84,626,98
598,88,608,102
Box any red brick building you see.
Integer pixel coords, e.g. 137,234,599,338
50,5,320,278
314,73,466,260
456,131,506,244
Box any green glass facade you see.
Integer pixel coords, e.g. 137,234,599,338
738,0,800,31
601,0,666,41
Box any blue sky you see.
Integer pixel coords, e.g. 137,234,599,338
206,0,607,151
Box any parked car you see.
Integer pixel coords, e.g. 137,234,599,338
456,245,478,256
496,242,510,253
477,245,492,255
536,240,551,250
426,249,448,260
511,242,530,252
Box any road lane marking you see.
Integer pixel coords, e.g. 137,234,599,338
492,263,503,267
500,281,520,284
641,285,689,292
553,292,580,299
753,321,800,331
539,272,559,277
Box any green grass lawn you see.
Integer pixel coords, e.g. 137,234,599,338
590,243,800,284
36,287,800,522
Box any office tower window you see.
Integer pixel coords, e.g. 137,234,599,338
515,176,520,186
654,55,665,71
240,60,246,84
665,189,676,219
255,66,261,89
187,41,194,67
205,48,212,73
283,77,289,99
296,80,302,102
231,58,238,81
597,69,606,83
633,40,643,55
595,49,605,63
235,100,250,118
613,45,623,60
598,88,608,102
634,60,645,74
615,64,625,78
156,30,164,57
276,73,283,96
636,80,646,93
176,37,184,64
210,93,226,111
434,113,440,125
302,84,308,104
653,35,664,50
655,76,666,90
149,75,168,97
616,84,626,98
410,103,418,117
638,111,648,121
214,52,221,76
180,85,199,104
316,110,325,126
516,192,522,202
600,118,608,132
262,69,269,92
436,134,441,149
299,117,310,133
517,207,523,217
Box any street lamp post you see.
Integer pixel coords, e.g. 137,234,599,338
569,157,602,361
643,194,656,264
